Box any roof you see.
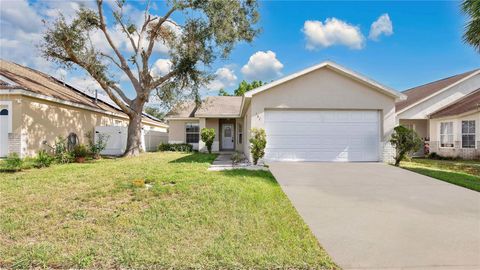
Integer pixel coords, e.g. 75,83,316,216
166,96,242,119
0,59,166,127
396,69,480,113
165,101,197,118
430,89,480,118
195,96,243,117
244,61,405,100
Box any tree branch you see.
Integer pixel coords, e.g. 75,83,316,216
96,0,141,93
150,70,177,90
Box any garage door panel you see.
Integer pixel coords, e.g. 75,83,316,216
264,110,380,162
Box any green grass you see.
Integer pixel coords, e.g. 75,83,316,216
0,152,336,269
400,158,480,192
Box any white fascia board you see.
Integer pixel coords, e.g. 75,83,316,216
244,61,405,100
396,70,480,115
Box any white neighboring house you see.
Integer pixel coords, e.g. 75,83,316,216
396,69,480,158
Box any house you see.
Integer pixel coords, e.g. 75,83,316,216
396,69,480,158
0,59,168,157
166,61,406,162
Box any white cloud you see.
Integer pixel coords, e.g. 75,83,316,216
303,18,365,50
151,59,173,77
369,14,393,41
208,67,237,91
0,0,43,33
241,51,283,81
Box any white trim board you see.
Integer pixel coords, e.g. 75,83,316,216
397,70,480,115
244,61,406,100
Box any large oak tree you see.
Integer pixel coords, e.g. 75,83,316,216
41,0,259,156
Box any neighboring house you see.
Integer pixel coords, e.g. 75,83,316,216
0,59,168,158
396,69,480,158
166,61,405,162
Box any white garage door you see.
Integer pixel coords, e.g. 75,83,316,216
264,110,380,162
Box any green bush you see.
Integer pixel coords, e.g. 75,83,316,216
390,125,422,166
34,150,54,168
2,153,23,172
73,144,89,158
158,143,193,152
249,128,267,165
87,132,109,159
428,152,460,161
54,136,73,164
201,128,216,154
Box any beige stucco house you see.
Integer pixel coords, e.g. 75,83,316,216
166,61,406,162
0,59,168,158
396,69,480,158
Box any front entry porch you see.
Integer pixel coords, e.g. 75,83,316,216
198,117,244,153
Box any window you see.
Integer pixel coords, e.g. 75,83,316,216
0,109,8,115
238,123,243,144
440,122,454,147
462,120,476,148
185,123,199,144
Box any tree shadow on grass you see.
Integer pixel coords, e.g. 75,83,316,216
169,152,218,164
218,168,278,184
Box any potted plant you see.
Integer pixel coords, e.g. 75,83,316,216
73,144,89,163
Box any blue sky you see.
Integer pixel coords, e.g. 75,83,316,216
0,0,478,102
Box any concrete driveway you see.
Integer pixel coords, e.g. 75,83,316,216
269,162,480,270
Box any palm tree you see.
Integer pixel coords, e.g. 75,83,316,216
462,0,480,52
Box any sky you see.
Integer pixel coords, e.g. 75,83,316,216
1,0,479,105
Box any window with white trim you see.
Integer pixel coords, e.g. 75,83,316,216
185,123,199,144
462,120,476,149
238,123,243,144
440,122,454,148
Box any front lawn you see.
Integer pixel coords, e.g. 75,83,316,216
400,158,480,192
0,152,335,269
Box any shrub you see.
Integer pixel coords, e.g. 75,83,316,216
390,125,422,166
54,136,73,164
34,150,54,168
89,133,109,159
158,143,193,152
2,153,23,172
200,128,216,154
249,128,267,165
73,144,89,158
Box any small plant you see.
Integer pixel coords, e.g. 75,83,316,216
201,128,215,154
88,132,109,159
231,151,244,166
249,128,267,165
34,150,54,168
2,153,24,172
72,144,89,163
158,143,193,152
54,136,73,164
390,125,422,166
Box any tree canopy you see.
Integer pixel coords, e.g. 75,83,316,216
40,0,259,156
462,0,480,52
217,80,264,96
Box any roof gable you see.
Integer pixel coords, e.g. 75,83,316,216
430,88,480,118
396,69,479,113
244,61,405,100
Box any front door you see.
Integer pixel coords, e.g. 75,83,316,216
222,124,234,150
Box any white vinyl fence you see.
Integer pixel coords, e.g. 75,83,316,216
95,126,168,156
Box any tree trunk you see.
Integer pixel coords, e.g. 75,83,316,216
123,100,146,157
